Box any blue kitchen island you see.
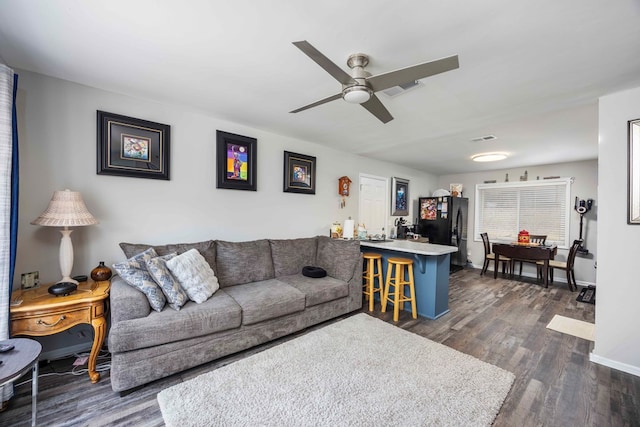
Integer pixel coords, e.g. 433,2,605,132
360,239,458,319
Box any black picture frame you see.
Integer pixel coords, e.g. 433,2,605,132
97,111,170,180
283,151,316,194
629,118,640,224
391,177,409,216
216,130,257,191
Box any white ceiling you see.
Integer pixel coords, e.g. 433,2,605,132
1,0,639,175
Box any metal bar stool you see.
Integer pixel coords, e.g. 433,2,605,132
382,257,417,322
362,252,384,311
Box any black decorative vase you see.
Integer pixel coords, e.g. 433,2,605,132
91,261,112,282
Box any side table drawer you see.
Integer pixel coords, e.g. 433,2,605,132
12,308,90,335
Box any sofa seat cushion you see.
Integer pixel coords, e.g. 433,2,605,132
108,289,242,353
278,274,349,307
224,279,305,325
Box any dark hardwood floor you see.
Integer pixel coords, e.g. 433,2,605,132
2,268,639,426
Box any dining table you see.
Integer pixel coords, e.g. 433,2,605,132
492,242,558,287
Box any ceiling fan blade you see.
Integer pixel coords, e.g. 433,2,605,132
290,93,343,113
293,41,356,86
367,55,459,92
361,94,394,124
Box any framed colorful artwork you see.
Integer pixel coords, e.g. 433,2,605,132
216,130,257,191
97,111,170,180
283,151,316,194
391,177,409,216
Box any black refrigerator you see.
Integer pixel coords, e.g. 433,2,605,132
417,196,468,272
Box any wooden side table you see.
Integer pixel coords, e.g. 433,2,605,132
10,280,110,383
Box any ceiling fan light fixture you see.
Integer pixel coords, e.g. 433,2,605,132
472,152,508,162
343,86,372,104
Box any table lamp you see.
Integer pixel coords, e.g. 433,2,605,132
31,189,98,295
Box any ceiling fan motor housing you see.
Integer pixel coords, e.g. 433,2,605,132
343,53,372,103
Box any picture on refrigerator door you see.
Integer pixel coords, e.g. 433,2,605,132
421,198,437,220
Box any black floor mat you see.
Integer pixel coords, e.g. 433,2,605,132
576,285,596,304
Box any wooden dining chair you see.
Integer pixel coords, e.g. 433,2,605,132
480,232,510,275
515,234,547,276
537,239,583,291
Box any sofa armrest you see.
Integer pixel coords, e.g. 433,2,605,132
110,275,151,324
346,252,364,310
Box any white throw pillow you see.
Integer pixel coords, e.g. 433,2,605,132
166,248,219,303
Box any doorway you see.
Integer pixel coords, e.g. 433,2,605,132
359,174,388,237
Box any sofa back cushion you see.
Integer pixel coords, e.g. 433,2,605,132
269,237,317,277
215,239,275,287
315,236,360,282
120,240,217,273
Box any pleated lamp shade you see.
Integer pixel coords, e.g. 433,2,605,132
31,189,98,286
31,189,98,227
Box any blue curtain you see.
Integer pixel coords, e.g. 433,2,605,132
9,73,18,294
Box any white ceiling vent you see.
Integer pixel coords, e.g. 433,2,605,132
382,80,424,98
471,135,497,143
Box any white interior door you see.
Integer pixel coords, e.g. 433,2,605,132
359,174,388,237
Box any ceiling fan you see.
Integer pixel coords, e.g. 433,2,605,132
290,40,459,124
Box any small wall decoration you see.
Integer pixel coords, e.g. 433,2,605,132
338,176,352,208
97,111,170,180
391,177,409,216
283,151,316,194
216,130,257,191
629,118,640,224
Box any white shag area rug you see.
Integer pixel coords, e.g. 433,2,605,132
157,314,515,427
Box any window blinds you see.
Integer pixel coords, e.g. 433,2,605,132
475,178,571,248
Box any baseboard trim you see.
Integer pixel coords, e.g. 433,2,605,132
590,352,640,377
40,342,93,362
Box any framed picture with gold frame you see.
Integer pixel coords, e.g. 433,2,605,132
97,111,170,180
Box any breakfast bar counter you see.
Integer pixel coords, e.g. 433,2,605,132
360,240,457,319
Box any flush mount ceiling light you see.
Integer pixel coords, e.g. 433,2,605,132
471,152,508,162
342,85,372,104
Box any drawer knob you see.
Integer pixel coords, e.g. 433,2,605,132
37,315,66,327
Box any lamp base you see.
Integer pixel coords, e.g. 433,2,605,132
48,282,78,296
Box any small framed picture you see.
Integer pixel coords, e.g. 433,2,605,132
283,151,316,194
97,111,170,180
216,130,257,191
21,271,39,289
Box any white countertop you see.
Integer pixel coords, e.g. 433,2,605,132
359,239,458,256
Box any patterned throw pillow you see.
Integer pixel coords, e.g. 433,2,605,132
112,248,167,312
166,249,219,304
146,253,189,311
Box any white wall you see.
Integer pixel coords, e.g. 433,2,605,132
592,86,640,375
15,70,437,287
437,160,598,285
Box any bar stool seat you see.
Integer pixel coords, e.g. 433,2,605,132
382,257,417,322
362,252,384,311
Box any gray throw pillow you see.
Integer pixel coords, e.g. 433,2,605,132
166,249,219,304
112,248,166,312
146,253,189,311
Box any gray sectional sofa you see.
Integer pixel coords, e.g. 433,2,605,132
108,236,362,392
